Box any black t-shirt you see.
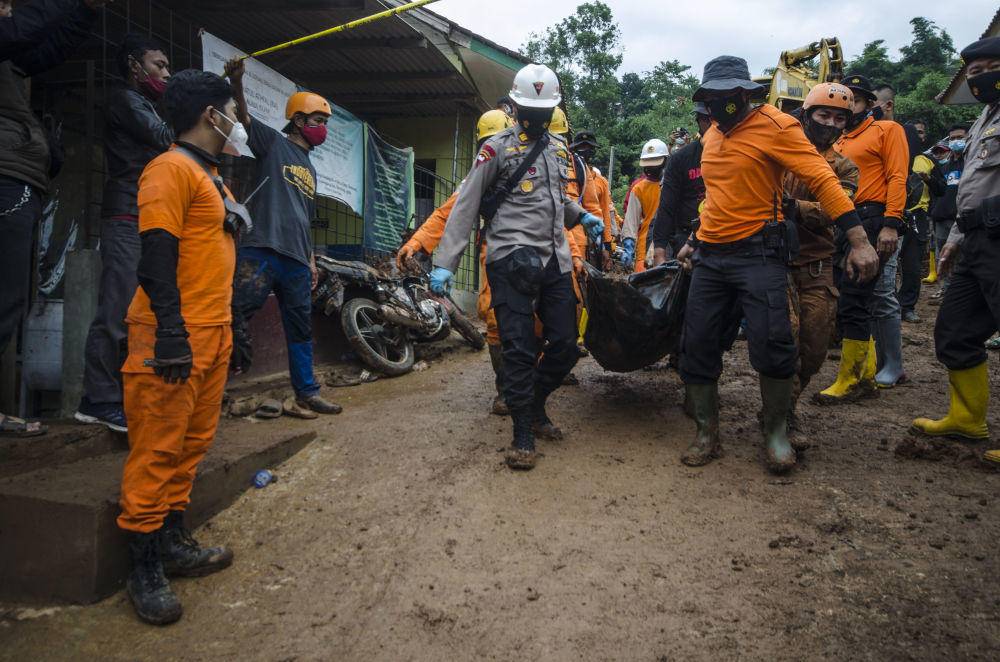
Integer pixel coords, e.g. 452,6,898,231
243,121,317,266
651,140,705,252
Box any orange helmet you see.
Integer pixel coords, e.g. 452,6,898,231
803,82,854,112
285,92,331,120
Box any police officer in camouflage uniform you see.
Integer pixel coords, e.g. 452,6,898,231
430,64,604,471
911,37,1000,464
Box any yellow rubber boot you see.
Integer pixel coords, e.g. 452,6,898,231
863,336,876,383
922,249,938,284
814,339,876,405
911,363,990,441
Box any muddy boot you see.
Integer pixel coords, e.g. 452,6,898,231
506,409,537,470
296,394,342,415
680,383,721,467
532,391,563,441
813,339,877,405
161,511,234,578
682,387,695,419
487,345,509,416
760,375,796,473
126,530,183,626
911,363,990,441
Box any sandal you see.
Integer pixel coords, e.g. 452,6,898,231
0,413,47,438
254,399,283,420
282,397,318,420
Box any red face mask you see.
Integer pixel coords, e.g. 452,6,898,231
138,75,167,101
300,123,327,147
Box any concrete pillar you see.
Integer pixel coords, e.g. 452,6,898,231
61,249,101,417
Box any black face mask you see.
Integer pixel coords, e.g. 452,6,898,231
516,106,553,139
643,165,665,180
706,95,747,130
575,146,596,162
871,105,885,121
968,71,1000,105
847,109,869,130
804,114,843,151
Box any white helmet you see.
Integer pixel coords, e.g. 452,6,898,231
592,166,602,176
639,138,669,166
510,64,562,109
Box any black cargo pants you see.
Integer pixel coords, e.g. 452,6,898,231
680,236,796,384
934,227,1000,370
486,253,578,411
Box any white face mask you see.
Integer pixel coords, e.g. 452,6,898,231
213,109,249,157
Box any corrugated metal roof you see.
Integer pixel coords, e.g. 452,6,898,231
178,0,495,119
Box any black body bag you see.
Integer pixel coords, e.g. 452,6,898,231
582,261,691,372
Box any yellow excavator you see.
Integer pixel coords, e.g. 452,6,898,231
753,38,845,111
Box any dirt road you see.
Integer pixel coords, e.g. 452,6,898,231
3,302,999,661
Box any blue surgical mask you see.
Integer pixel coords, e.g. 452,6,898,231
938,158,950,166
948,139,966,153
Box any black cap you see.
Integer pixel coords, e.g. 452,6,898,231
693,55,765,101
961,36,1000,63
843,73,877,101
570,130,598,148
693,101,709,115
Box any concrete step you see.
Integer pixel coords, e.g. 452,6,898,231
0,417,317,605
0,422,128,479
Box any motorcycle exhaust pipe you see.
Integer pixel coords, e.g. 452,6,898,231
379,304,431,331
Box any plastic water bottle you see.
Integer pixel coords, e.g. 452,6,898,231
253,470,276,489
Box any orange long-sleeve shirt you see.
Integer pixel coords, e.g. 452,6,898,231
834,116,909,220
698,104,855,244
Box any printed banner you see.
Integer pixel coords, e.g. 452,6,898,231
201,31,364,214
364,127,415,253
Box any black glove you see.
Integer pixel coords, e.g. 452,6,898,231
230,321,253,374
150,328,192,384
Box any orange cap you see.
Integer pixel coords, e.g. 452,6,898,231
803,82,854,112
285,92,331,120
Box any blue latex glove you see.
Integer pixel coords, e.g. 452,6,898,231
429,267,454,294
580,212,604,244
621,238,636,268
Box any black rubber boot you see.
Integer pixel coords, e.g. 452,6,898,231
126,529,183,626
506,408,537,470
680,383,722,467
760,375,797,473
488,345,509,416
531,389,563,441
161,510,234,578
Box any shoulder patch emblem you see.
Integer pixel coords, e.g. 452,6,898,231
476,144,496,167
520,180,534,193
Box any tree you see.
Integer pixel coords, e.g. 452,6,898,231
845,17,978,139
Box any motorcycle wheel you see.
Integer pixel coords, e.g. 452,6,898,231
341,298,415,376
449,306,486,350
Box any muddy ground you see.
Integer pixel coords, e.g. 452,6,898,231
2,297,999,661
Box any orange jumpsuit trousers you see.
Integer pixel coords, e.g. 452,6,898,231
118,323,232,533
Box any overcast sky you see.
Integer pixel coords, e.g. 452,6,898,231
432,1,992,80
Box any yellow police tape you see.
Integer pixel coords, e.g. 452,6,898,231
237,0,441,62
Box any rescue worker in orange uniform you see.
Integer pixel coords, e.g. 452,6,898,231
568,130,615,269
397,109,586,418
815,73,909,404
117,69,242,625
675,56,879,473
782,83,860,441
621,139,668,272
